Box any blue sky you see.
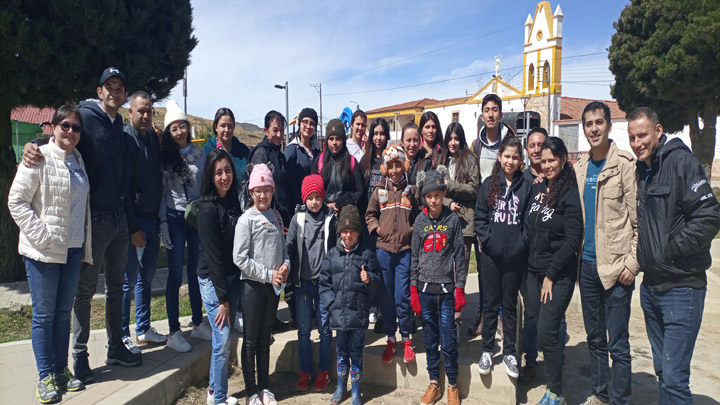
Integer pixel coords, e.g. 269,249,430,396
164,0,631,126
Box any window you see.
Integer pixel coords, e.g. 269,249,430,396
528,63,535,91
452,111,460,123
543,61,550,89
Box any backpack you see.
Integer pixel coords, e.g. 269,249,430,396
295,208,335,273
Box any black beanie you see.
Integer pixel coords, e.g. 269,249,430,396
338,205,362,234
298,108,318,125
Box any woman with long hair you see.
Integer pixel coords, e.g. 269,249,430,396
9,105,91,402
202,107,251,183
197,149,242,405
401,122,433,186
160,100,210,352
361,117,389,203
285,108,323,211
311,118,365,214
419,111,444,169
525,136,583,405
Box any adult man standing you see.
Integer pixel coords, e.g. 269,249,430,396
23,68,143,381
346,109,367,162
471,93,517,180
121,91,167,354
627,107,720,404
575,101,638,405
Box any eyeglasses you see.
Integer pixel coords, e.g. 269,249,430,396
300,119,316,127
170,123,188,133
59,122,82,133
252,188,273,196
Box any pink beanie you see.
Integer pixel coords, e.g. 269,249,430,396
248,163,275,190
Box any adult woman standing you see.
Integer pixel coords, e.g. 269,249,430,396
311,118,364,214
9,105,91,403
525,137,583,405
160,100,210,352
361,117,389,203
202,107,250,183
197,149,242,405
402,122,432,186
285,108,323,211
419,111,443,170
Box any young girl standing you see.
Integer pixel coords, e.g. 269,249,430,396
361,117,389,203
233,164,290,405
473,136,532,379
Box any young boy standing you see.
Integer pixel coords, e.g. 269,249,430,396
320,205,380,405
411,169,467,405
286,174,337,392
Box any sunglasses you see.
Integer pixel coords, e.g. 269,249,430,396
59,122,82,133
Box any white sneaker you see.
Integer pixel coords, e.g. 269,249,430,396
167,330,192,352
259,389,278,405
369,308,378,324
234,312,244,334
137,327,168,344
191,320,213,341
208,389,238,405
245,394,263,405
122,336,141,354
477,351,493,375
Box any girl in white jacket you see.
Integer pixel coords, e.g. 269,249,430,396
8,105,92,403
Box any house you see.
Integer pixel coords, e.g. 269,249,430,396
10,107,55,162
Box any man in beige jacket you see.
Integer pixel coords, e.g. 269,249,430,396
575,101,639,405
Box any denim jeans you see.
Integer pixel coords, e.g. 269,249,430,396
376,249,412,337
296,279,332,373
579,260,633,405
241,280,279,397
165,208,202,333
199,275,241,404
73,209,129,356
25,248,83,379
336,329,366,373
640,284,705,404
521,272,567,368
419,291,458,384
524,271,574,396
122,217,161,337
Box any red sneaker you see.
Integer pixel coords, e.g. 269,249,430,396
403,340,416,363
314,371,330,391
296,371,311,391
382,339,397,363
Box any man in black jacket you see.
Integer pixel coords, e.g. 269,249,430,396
627,107,720,404
121,91,167,352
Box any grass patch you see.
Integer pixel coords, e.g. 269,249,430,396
0,289,202,344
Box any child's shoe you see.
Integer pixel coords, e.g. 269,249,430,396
420,382,441,405
447,385,461,405
314,371,330,391
36,374,58,404
544,390,566,405
477,351,493,375
296,370,311,391
350,369,362,405
402,340,415,363
259,389,278,405
331,366,348,405
537,388,552,405
381,339,396,363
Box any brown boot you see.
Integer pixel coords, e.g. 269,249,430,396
467,316,483,337
420,383,442,405
447,385,461,405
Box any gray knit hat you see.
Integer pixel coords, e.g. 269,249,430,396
338,205,362,234
417,169,447,196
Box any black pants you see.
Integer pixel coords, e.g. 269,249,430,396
241,280,280,397
524,271,574,396
480,252,523,355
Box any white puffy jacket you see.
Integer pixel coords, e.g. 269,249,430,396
8,140,93,264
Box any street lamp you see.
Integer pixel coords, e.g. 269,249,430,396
274,82,289,144
350,100,360,111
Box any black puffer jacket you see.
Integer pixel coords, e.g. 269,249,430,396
319,240,380,331
637,136,720,293
249,137,290,224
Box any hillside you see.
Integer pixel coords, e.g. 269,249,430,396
118,106,265,147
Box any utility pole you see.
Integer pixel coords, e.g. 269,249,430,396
310,83,323,140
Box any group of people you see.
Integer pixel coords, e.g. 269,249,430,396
8,65,719,405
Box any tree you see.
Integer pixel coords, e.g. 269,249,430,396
609,0,720,178
0,0,197,281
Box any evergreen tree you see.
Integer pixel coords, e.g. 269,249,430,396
0,0,197,280
609,0,720,178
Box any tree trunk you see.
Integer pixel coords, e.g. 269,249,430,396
690,101,718,181
0,104,25,282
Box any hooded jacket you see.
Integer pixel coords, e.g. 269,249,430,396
410,206,467,293
76,100,127,212
474,169,532,264
249,136,290,224
286,204,337,286
284,137,322,211
124,123,162,234
365,176,420,253
471,122,516,180
443,154,480,237
526,180,583,281
203,135,251,182
319,240,380,331
311,151,365,212
636,135,720,293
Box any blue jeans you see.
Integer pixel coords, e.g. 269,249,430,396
25,248,83,379
165,208,202,333
336,329,365,373
376,249,412,337
122,217,161,337
419,291,458,384
579,260,633,404
640,284,705,404
199,276,241,404
296,279,332,373
521,273,567,368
